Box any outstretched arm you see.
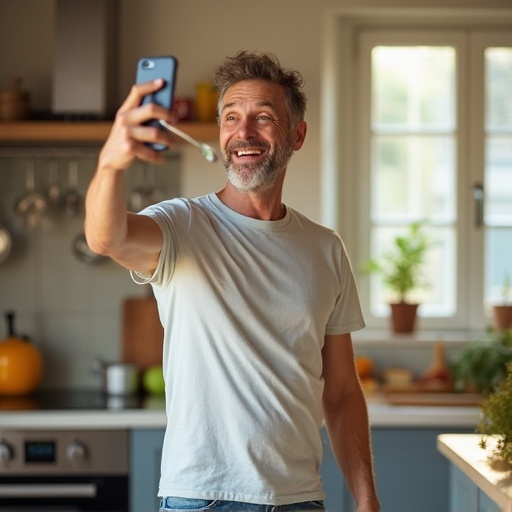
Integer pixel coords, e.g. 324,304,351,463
322,333,380,512
85,79,176,274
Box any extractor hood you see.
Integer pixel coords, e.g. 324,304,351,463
52,0,118,119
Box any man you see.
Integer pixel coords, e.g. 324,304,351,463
85,51,380,512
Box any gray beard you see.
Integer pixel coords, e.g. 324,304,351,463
223,142,293,193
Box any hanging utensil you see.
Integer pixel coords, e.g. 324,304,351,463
14,160,48,228
46,160,62,207
129,164,162,211
62,160,82,216
145,165,163,205
129,164,152,212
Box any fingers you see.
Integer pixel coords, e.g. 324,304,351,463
100,81,178,170
118,79,164,113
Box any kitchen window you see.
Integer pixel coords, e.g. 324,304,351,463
321,12,512,332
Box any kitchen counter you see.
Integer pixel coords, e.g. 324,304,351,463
438,433,512,512
0,391,480,430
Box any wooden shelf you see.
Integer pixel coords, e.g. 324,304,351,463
0,121,219,144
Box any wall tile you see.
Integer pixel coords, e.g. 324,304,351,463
0,149,181,389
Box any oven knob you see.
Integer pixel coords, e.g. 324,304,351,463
0,441,13,464
66,440,87,463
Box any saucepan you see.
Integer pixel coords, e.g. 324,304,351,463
72,232,107,265
91,359,139,395
0,221,13,264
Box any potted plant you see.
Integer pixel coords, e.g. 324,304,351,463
362,221,433,333
492,272,512,332
451,327,512,394
477,361,512,463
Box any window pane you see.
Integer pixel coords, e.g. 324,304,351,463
369,45,456,318
373,135,455,221
485,136,512,225
486,48,512,130
485,228,512,304
372,46,455,130
484,47,512,305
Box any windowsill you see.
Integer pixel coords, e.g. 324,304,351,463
352,329,482,347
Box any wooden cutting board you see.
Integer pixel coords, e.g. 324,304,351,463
385,392,482,407
122,297,164,371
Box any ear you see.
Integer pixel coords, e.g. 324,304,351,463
292,120,307,151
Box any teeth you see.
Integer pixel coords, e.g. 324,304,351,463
236,149,261,156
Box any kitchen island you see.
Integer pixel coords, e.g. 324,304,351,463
438,434,512,512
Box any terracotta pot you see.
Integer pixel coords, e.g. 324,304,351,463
390,303,418,333
493,305,512,331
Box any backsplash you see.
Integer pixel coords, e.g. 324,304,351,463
0,148,181,390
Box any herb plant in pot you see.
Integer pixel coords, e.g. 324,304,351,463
477,361,512,463
452,327,512,394
492,272,512,332
362,221,433,333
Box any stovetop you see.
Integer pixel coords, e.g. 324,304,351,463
0,390,148,411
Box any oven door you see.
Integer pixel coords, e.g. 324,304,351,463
0,475,128,512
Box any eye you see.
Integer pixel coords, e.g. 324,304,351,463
256,114,273,123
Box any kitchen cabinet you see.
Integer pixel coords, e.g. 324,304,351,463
130,429,165,512
370,427,471,512
323,427,472,512
131,427,472,512
450,466,501,512
438,434,512,512
0,121,218,144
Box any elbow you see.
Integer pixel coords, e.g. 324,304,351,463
85,235,108,257
322,382,364,419
84,225,111,257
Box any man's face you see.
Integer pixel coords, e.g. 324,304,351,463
219,79,303,193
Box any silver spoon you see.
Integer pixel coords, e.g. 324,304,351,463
158,119,218,163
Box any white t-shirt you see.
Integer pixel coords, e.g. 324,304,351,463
133,193,365,506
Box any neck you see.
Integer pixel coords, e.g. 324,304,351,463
216,184,285,221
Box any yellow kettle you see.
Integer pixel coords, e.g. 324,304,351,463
0,311,43,395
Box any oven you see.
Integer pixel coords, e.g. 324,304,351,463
0,429,129,512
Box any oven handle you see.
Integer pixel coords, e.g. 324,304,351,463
0,483,96,498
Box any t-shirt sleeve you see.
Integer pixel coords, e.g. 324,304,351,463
129,200,183,289
325,237,366,335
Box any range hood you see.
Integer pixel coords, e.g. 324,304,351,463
52,0,118,119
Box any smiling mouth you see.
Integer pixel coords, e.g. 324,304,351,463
236,148,263,157
226,141,269,160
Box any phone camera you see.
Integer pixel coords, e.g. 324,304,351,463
142,60,155,69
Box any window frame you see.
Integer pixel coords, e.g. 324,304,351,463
320,9,512,334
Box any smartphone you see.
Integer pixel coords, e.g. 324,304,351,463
135,55,178,151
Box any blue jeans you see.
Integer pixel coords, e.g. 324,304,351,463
160,497,326,512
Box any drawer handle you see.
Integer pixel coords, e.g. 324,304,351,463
0,483,96,498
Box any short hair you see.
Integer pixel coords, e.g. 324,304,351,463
213,51,307,127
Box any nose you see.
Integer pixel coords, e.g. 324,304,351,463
235,118,257,139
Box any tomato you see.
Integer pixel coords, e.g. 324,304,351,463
355,356,374,379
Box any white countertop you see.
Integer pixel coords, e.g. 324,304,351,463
438,433,512,512
0,393,480,430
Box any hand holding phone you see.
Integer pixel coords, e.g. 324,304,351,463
135,56,178,151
